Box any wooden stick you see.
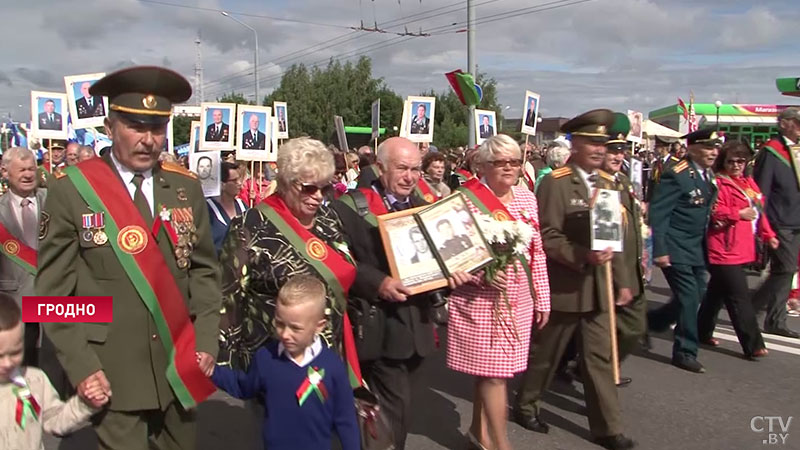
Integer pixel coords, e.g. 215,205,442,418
249,160,255,207
91,128,98,154
604,261,620,385
48,139,53,173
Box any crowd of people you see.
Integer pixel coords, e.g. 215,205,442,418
0,64,798,450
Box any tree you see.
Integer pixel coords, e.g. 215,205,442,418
217,92,252,105
172,115,193,146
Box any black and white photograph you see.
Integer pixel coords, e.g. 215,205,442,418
416,193,493,275
30,91,68,140
235,104,271,161
64,72,107,129
400,96,436,143
190,150,221,198
274,101,288,139
371,98,380,140
200,102,236,150
378,206,448,295
188,120,201,154
591,188,624,252
629,156,644,199
521,90,541,135
627,110,644,144
474,109,497,144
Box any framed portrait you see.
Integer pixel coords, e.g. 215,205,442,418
199,102,236,150
273,101,289,139
629,157,643,199
400,96,435,143
626,110,643,144
378,206,449,295
235,104,272,161
30,91,68,140
474,109,497,145
64,73,107,130
416,193,493,276
520,90,541,136
334,115,349,152
189,150,221,198
270,116,279,160
165,116,174,155
790,145,800,190
188,121,201,155
371,99,380,140
591,189,624,252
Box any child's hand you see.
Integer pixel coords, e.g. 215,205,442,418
80,385,109,408
196,351,216,377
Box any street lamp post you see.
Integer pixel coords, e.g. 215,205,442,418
714,100,722,132
222,11,259,105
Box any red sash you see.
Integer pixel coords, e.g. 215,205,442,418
65,159,214,409
763,137,792,169
415,178,437,203
0,222,36,275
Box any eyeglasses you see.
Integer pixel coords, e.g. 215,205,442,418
294,181,325,195
725,158,747,166
488,159,523,168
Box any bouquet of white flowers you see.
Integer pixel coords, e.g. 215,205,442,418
474,213,535,345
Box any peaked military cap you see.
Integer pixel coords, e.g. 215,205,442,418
654,135,677,145
90,66,192,125
560,109,615,143
606,112,631,152
682,127,723,147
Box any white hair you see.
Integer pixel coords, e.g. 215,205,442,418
546,144,571,168
1,147,36,168
276,137,335,194
475,134,521,165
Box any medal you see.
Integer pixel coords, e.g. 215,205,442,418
93,230,108,245
174,247,184,258
177,257,189,269
82,213,94,230
81,230,95,243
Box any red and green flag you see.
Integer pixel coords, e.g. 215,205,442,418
446,70,482,106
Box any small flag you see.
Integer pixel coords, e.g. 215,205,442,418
445,70,482,106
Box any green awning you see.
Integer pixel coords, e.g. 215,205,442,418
776,78,800,97
344,126,386,135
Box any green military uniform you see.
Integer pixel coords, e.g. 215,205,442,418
36,67,221,450
515,110,630,443
647,128,720,372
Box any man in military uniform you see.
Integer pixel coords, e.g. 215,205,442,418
647,128,719,373
646,136,679,202
751,107,800,338
514,109,636,450
604,113,648,384
409,103,430,135
36,66,221,450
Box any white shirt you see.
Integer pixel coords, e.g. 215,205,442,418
785,136,796,146
278,335,322,368
110,151,154,213
573,166,597,193
7,190,38,231
690,160,707,181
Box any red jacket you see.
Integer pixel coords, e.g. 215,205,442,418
707,175,776,265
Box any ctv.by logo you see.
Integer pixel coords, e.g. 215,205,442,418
751,416,792,445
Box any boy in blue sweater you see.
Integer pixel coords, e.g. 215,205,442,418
210,275,360,450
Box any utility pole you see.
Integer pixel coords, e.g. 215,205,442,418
194,31,204,105
467,0,476,148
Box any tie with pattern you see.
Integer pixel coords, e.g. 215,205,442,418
131,174,153,225
393,200,411,211
20,198,37,249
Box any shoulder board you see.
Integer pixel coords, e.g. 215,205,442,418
551,167,572,179
672,160,688,173
597,170,615,182
54,171,67,179
160,162,197,179
669,155,680,162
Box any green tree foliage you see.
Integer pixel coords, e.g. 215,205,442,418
217,92,252,105
172,115,193,146
265,57,402,143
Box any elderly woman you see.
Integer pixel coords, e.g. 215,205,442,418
422,151,451,198
697,140,777,359
534,141,571,192
218,138,358,370
448,134,551,450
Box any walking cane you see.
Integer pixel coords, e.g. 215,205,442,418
604,261,621,385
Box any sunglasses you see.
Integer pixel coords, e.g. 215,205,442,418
489,159,523,168
294,181,326,195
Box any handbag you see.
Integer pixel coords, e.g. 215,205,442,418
354,387,395,450
347,296,385,361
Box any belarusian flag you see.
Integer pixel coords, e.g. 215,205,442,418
445,70,482,106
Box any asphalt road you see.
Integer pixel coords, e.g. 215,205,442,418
47,269,799,450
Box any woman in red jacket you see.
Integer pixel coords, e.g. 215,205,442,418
697,140,778,359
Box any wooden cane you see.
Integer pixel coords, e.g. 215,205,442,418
604,261,620,385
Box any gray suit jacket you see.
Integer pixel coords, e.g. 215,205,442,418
0,189,47,305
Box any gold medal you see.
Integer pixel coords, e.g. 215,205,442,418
177,257,189,269
93,230,108,245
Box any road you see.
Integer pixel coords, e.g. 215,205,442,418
47,269,799,449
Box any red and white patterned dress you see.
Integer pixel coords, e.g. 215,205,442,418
446,186,550,377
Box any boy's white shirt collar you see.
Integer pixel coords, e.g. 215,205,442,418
279,335,323,367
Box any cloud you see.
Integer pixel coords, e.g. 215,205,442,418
0,72,11,87
13,68,61,89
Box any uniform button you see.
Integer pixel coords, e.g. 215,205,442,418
152,334,158,340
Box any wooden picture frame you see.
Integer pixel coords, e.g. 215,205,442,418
378,206,449,295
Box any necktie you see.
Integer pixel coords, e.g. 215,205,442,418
88,97,92,107
131,174,153,225
392,200,410,211
216,125,220,137
49,114,53,122
20,198,37,249
587,173,598,189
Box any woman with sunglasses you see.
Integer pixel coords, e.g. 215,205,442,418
697,140,778,359
217,138,359,371
449,134,551,450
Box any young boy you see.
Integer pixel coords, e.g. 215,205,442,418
0,294,106,449
211,275,360,450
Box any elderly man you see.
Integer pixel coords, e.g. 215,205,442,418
241,113,265,150
648,128,720,372
77,145,96,162
38,99,62,130
752,107,800,338
76,81,105,118
205,109,229,142
333,137,462,449
65,141,80,166
37,66,221,449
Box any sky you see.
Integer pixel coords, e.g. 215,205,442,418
2,0,799,125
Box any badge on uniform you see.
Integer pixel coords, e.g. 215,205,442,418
81,212,108,245
569,198,588,208
171,207,195,269
689,188,705,205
